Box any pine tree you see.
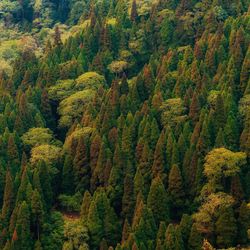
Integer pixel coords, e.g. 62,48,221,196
122,219,131,244
122,171,135,221
156,221,167,250
16,167,30,205
215,128,225,148
15,201,32,250
168,164,185,218
165,224,177,250
73,137,90,192
62,155,75,194
108,144,124,213
188,224,202,250
179,214,192,245
152,131,166,178
120,74,129,95
215,207,237,248
147,177,169,226
80,190,92,222
214,94,226,132
189,91,200,123
38,161,52,209
224,112,239,151
40,90,55,130
87,189,121,248
7,135,20,175
1,171,14,226
31,189,44,240
133,168,146,199
138,141,152,193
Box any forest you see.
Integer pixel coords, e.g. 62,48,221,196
0,0,249,249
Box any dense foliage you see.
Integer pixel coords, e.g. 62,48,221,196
0,0,249,249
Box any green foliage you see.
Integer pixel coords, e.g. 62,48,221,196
30,144,62,166
75,72,105,90
63,219,89,250
87,188,121,248
108,61,128,74
0,0,249,249
48,80,76,101
215,207,237,248
41,212,64,250
21,127,60,149
161,98,187,127
58,192,82,212
58,90,96,128
203,148,246,194
147,177,169,226
193,192,235,240
63,127,95,152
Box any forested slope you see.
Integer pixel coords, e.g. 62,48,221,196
0,0,250,249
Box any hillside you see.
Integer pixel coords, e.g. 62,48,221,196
0,0,249,249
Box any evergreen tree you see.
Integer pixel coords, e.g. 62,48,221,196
179,214,192,245
168,164,185,218
38,161,52,209
188,224,202,250
152,131,166,178
1,171,14,226
73,137,90,192
147,177,169,226
31,189,44,240
80,190,92,222
62,155,75,194
215,207,237,248
15,201,32,250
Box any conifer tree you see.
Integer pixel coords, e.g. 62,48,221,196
156,222,167,250
215,207,237,248
87,189,121,248
147,177,169,226
73,137,90,192
133,168,146,199
168,164,185,218
179,214,192,245
38,161,52,209
215,128,225,148
31,189,44,240
189,91,200,123
165,224,179,250
15,201,31,250
122,171,135,221
122,219,131,244
152,131,166,178
40,90,55,130
1,171,14,226
7,135,20,175
80,190,92,221
62,155,75,194
214,94,226,132
224,112,239,150
188,224,202,250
